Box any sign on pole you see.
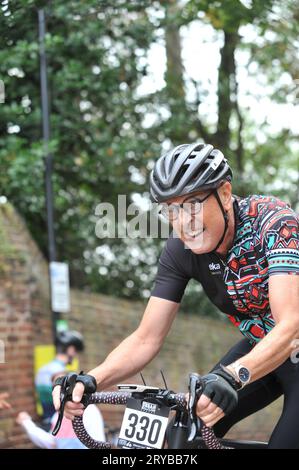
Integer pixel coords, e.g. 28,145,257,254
50,262,70,313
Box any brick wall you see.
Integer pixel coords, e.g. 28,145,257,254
0,203,52,448
0,202,283,448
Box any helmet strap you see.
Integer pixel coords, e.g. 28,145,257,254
210,190,229,253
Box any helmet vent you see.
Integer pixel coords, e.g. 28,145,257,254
192,162,208,180
173,165,188,185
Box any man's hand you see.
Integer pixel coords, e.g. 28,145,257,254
196,394,225,427
196,370,239,427
52,382,85,420
52,372,97,421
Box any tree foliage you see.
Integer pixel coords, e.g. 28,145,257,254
0,0,298,315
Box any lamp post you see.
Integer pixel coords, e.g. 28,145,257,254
38,7,59,342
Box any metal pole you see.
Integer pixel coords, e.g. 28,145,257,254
38,8,59,342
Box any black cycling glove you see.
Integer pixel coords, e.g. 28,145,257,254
53,371,97,394
52,371,97,436
201,367,239,416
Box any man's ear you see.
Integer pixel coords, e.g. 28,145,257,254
218,181,232,210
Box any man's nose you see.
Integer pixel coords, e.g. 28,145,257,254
183,209,204,230
177,210,197,234
177,207,191,224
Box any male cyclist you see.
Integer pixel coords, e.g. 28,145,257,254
53,143,299,448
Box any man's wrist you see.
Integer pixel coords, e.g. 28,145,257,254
217,365,242,391
87,371,100,389
223,362,251,389
225,365,239,380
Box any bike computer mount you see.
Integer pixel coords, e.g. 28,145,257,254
117,384,160,395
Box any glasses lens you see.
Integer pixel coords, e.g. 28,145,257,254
159,204,178,220
183,200,203,216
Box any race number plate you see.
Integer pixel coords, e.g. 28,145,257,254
118,398,170,449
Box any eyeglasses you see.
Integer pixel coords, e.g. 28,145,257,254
158,191,214,221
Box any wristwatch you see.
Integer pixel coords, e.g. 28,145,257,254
225,362,251,389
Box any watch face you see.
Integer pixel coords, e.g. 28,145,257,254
238,367,250,383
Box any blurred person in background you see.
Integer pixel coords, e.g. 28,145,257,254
35,330,84,430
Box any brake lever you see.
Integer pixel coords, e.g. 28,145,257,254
52,373,78,436
187,372,204,442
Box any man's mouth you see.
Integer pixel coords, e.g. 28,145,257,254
184,228,205,240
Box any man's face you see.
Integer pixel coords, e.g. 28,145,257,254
66,345,78,365
161,183,231,254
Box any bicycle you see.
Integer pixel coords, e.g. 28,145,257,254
52,373,268,449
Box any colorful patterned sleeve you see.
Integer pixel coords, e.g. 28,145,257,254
259,199,299,276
